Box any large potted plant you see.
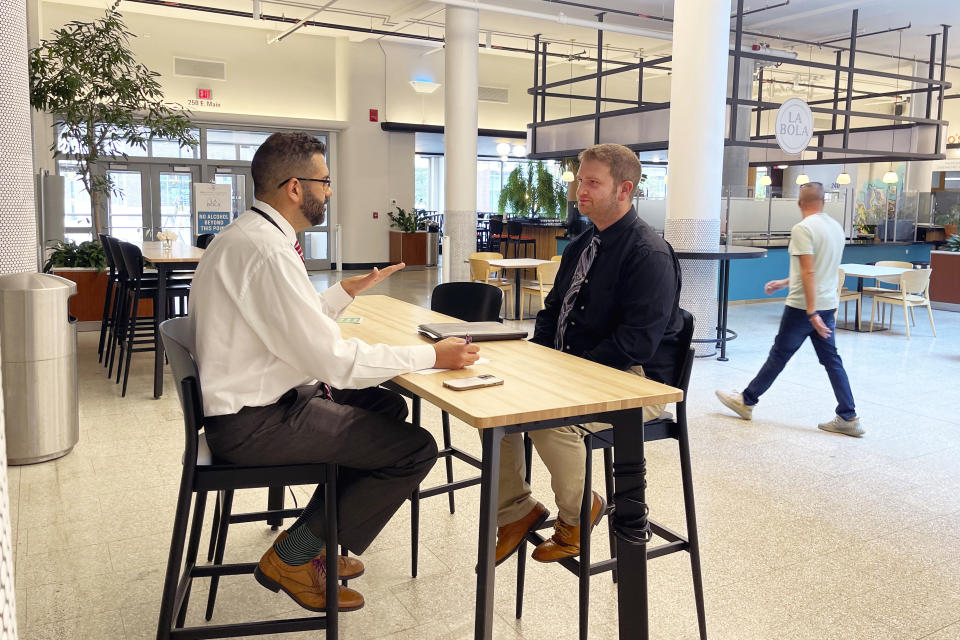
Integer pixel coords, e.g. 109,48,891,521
497,161,565,219
387,206,435,267
935,206,960,239
29,6,197,235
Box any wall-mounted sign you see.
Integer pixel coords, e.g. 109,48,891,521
197,88,213,100
195,183,232,234
774,98,814,155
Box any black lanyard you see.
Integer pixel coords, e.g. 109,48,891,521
251,206,284,235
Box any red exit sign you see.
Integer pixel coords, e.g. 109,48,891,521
197,88,213,100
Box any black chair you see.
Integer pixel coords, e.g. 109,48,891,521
515,309,706,640
505,219,537,258
97,233,118,364
114,242,190,396
196,233,216,249
404,283,504,576
488,218,505,253
157,317,341,639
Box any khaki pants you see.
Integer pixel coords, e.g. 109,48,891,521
496,366,665,527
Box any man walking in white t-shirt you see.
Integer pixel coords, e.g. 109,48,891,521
716,182,863,437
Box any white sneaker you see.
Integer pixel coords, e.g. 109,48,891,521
818,415,864,437
715,390,753,421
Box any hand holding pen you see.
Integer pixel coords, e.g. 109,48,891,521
433,336,480,369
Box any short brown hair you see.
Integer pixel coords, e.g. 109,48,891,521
578,143,643,196
251,131,327,199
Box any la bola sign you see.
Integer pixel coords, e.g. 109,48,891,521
775,98,814,155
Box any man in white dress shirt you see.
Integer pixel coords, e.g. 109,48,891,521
189,131,479,612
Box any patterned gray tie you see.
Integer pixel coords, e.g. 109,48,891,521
555,235,600,352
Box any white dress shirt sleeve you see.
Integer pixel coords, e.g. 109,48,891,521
237,249,437,389
317,282,354,319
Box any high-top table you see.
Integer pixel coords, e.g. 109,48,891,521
486,257,551,320
140,241,205,398
837,263,911,332
674,246,767,360
339,295,683,640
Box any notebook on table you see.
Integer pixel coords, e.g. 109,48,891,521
417,322,528,342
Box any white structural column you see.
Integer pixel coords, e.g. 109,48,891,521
0,2,29,635
443,6,479,282
664,0,731,355
906,61,935,197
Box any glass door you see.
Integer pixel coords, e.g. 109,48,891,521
106,167,148,242
104,164,199,243
151,166,199,245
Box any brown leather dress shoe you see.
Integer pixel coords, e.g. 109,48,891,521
532,491,606,563
274,530,365,579
495,502,550,566
254,546,365,612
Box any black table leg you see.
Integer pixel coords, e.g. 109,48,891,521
267,486,285,530
514,269,522,320
474,426,504,640
718,259,731,361
154,264,168,398
610,408,649,640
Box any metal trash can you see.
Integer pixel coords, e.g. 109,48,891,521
0,273,79,465
425,231,439,267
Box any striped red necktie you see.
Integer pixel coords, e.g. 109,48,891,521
294,240,305,263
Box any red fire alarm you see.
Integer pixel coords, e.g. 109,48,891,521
373,211,379,219
369,109,379,122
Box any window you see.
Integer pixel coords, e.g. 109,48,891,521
642,166,667,199
205,129,274,161
55,124,199,158
58,160,92,230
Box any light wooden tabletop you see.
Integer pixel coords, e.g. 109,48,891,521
340,295,683,429
140,241,206,263
839,263,910,278
487,258,551,269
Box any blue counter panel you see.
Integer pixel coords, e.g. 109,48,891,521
728,243,932,302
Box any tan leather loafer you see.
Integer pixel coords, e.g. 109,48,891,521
274,530,365,579
254,546,364,612
494,502,550,566
532,491,605,563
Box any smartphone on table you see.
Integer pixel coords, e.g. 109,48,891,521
443,374,504,391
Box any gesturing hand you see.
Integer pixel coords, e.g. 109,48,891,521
340,263,406,297
433,337,480,370
764,278,788,295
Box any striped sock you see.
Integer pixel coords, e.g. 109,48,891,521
274,524,325,566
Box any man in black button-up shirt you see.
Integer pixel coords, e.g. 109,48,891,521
493,144,683,566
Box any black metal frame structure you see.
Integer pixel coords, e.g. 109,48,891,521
526,5,953,166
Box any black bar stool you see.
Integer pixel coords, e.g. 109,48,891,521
514,310,706,640
158,317,341,639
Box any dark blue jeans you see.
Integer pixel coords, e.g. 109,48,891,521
743,306,856,420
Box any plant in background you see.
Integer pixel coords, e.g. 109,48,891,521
933,204,960,227
43,240,107,273
29,6,197,235
945,234,960,252
387,205,427,233
497,161,564,218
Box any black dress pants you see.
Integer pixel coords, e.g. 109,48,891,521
205,384,438,554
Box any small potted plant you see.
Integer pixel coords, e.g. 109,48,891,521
387,205,434,267
935,206,960,239
43,240,109,322
156,230,179,251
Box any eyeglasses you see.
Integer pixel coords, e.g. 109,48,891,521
277,177,332,189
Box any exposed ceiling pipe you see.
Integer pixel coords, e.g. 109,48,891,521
429,0,673,40
267,0,337,44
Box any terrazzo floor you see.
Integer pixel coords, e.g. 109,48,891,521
9,266,960,640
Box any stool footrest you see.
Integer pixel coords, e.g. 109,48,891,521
228,508,302,524
418,476,481,499
168,615,328,639
192,561,257,578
